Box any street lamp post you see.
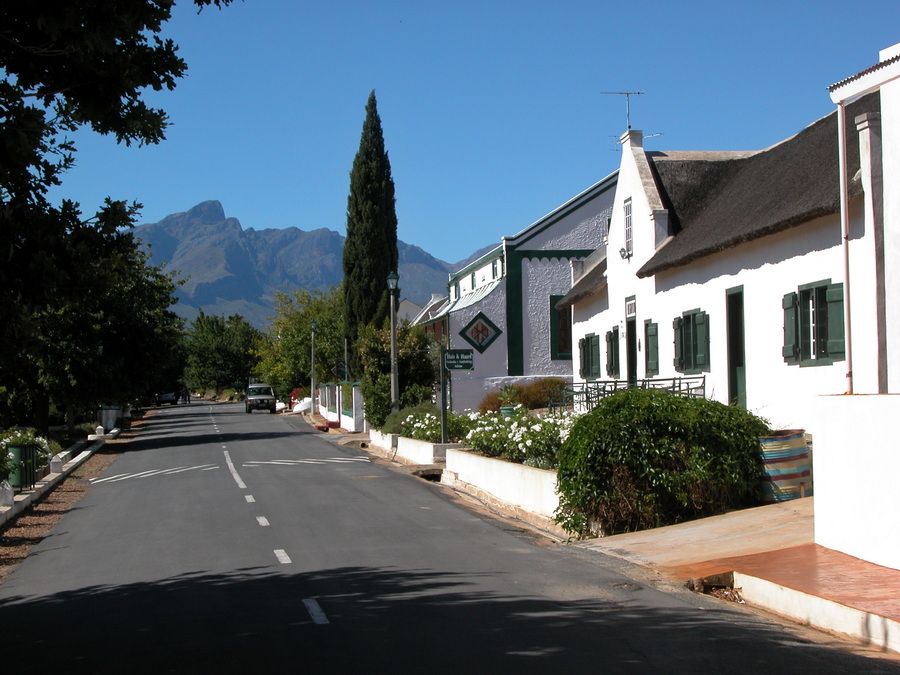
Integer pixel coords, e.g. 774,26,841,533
387,271,400,413
310,319,317,415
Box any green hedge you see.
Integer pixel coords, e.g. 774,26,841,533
555,388,769,537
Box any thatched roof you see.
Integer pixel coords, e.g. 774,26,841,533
637,92,879,277
556,257,607,310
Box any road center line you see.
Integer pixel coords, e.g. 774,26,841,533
302,598,329,625
223,450,247,489
256,516,270,527
245,495,255,503
274,549,292,564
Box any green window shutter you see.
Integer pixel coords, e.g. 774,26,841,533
612,327,620,378
578,338,586,379
782,292,799,364
605,330,614,377
590,334,601,379
826,283,845,361
673,317,684,371
694,311,709,369
645,321,659,376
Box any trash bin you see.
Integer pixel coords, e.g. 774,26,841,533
8,444,37,490
100,405,120,432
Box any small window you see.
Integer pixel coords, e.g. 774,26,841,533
644,320,659,377
624,198,633,256
491,259,499,279
606,326,620,378
673,309,709,374
470,271,476,290
550,296,572,360
783,280,844,366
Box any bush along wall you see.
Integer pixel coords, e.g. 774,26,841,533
555,388,769,538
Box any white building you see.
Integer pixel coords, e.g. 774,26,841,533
419,172,617,411
560,43,899,571
562,92,881,428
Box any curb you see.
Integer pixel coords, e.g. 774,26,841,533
0,439,105,528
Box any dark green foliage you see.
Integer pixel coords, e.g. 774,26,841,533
382,401,440,435
184,312,263,393
0,200,186,431
342,91,399,373
256,287,344,403
555,389,769,537
356,321,437,429
0,1,232,429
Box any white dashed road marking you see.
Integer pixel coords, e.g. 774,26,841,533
302,599,329,625
256,516,270,527
224,450,247,489
274,549,292,564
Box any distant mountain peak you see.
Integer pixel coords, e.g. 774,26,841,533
185,200,226,224
135,201,465,329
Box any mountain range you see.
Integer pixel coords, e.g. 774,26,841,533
134,200,491,329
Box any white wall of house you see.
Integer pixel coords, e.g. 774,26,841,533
809,42,900,571
811,394,900,571
572,122,884,430
881,46,900,392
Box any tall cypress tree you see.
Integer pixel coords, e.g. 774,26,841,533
343,90,399,375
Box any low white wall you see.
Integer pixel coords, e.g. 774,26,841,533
444,448,559,519
395,437,459,464
811,394,900,571
368,429,397,451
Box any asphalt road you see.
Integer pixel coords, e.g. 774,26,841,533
0,402,896,673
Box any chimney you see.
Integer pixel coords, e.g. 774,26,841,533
620,128,643,149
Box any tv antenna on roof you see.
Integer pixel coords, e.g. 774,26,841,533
601,91,644,129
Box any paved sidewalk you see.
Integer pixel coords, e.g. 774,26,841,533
577,497,900,654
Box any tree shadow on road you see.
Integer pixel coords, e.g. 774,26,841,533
0,565,892,673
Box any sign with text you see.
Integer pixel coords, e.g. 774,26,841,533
444,349,474,370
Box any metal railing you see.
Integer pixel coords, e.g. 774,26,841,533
549,375,706,411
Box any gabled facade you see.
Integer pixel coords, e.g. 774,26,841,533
563,91,883,429
424,172,618,411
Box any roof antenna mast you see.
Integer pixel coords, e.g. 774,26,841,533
601,91,644,129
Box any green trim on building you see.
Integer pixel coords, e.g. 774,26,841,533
505,248,594,376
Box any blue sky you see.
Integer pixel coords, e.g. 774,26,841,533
49,1,899,264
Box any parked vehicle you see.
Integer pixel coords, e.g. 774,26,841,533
245,384,277,414
155,392,178,405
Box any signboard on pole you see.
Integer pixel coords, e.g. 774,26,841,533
444,349,474,370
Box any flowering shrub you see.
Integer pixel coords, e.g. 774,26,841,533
464,409,578,469
398,411,472,443
0,428,56,479
400,413,443,442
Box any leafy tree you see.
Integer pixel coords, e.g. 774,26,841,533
0,200,186,431
0,0,233,423
184,312,263,394
257,287,344,403
356,321,438,428
342,90,399,376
